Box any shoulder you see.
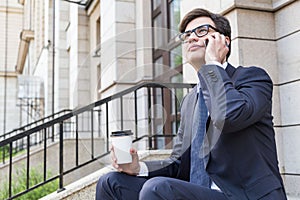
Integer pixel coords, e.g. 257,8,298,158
234,66,273,83
236,66,270,76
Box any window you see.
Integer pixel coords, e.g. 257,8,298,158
151,0,182,148
152,0,182,81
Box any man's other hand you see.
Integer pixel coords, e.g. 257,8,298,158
111,146,141,175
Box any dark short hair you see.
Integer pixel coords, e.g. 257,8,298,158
179,8,231,59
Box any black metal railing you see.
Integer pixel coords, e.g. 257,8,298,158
0,109,72,164
0,82,195,199
0,109,72,141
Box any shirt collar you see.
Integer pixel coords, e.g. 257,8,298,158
221,62,228,69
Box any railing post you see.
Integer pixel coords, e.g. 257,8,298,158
58,122,65,192
26,135,30,190
161,87,165,138
51,126,55,142
76,115,79,166
174,88,179,133
43,128,47,181
134,90,138,139
106,103,109,152
2,145,5,164
8,142,13,198
120,96,123,130
98,109,101,137
91,110,94,159
147,87,152,149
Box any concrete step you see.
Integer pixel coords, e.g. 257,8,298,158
40,149,299,200
40,150,172,200
288,196,300,200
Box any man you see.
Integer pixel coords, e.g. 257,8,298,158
96,8,286,200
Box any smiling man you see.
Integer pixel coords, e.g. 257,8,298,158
95,8,287,200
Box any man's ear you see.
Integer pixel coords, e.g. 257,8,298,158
225,36,230,47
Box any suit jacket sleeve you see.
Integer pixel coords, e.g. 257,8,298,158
198,64,273,134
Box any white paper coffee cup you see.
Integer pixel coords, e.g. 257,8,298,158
111,130,133,164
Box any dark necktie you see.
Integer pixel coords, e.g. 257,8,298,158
190,89,211,187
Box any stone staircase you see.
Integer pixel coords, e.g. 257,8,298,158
40,150,172,200
40,149,300,200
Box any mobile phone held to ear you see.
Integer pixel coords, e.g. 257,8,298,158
205,39,229,47
225,41,229,47
205,39,209,46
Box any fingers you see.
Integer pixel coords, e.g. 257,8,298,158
205,32,229,63
130,147,137,154
110,146,117,162
207,32,228,48
111,157,123,172
111,146,140,175
130,148,139,162
110,145,121,170
111,146,136,173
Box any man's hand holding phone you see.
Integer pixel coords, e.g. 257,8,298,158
204,32,229,64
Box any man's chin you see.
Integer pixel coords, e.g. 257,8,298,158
187,56,205,68
187,51,204,61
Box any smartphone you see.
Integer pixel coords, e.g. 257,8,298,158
205,39,229,47
205,39,209,46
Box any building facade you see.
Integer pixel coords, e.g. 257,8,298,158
0,0,24,134
0,0,299,197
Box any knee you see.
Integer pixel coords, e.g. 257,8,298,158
95,172,118,198
139,177,169,199
96,172,118,190
96,173,108,196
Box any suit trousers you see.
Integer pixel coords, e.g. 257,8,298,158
95,172,227,200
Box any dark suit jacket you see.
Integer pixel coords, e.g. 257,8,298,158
144,64,286,200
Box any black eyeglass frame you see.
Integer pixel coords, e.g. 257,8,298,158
178,24,220,42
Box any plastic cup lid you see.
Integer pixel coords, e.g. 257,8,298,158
111,130,133,137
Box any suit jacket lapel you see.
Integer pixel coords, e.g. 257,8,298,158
182,87,198,149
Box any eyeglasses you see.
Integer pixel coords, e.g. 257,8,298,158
178,24,219,42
